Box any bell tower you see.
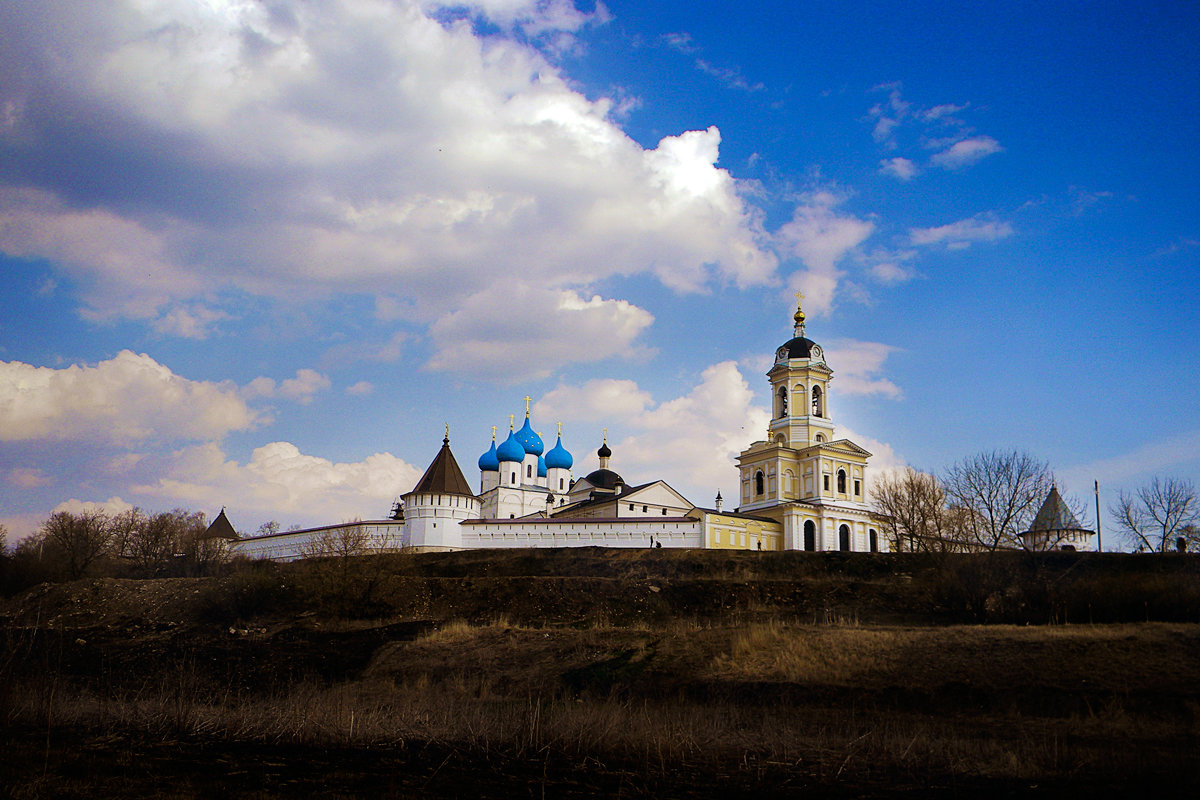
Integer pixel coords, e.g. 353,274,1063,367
767,293,835,449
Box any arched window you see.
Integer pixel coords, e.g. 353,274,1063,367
803,520,816,551
837,469,847,494
869,529,878,552
839,524,851,551
815,433,825,443
776,386,788,418
755,471,765,496
811,385,823,417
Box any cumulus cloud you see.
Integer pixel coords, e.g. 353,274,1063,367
823,340,903,399
879,157,918,181
0,1,774,328
51,496,135,517
0,351,261,445
535,379,654,422
242,369,331,405
910,216,1013,248
346,381,375,396
775,192,874,313
132,442,423,526
427,286,654,382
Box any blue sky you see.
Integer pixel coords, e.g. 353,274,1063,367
1,0,1197,544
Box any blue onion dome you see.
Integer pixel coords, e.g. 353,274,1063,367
478,440,500,472
537,455,547,478
545,436,573,470
496,430,526,463
514,415,544,455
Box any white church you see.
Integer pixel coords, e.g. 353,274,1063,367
232,299,887,559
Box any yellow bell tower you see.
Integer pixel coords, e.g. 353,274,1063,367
767,292,836,449
736,295,882,551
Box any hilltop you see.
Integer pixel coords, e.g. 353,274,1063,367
2,549,1199,798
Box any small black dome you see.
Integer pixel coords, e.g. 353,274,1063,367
597,442,612,458
778,336,818,359
584,468,623,490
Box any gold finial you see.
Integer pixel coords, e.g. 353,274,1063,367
557,421,563,437
793,290,806,333
509,413,515,430
491,425,497,441
602,427,607,444
443,422,450,443
524,395,532,416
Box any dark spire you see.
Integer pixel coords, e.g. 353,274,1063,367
410,434,474,497
201,508,239,540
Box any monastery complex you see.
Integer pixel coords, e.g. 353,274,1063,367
233,299,887,559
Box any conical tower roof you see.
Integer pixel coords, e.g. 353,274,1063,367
410,435,475,497
201,508,239,540
1029,485,1087,532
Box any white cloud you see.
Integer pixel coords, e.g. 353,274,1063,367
151,304,228,339
535,379,654,422
534,360,907,506
775,191,874,313
824,340,903,399
1057,429,1200,489
242,368,332,404
427,286,654,382
910,216,1013,248
7,468,53,489
279,369,332,404
0,351,260,445
132,442,423,527
879,157,918,181
0,2,774,327
930,135,1002,169
51,496,135,517
346,381,375,396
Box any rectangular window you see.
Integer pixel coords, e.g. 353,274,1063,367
629,503,634,511
661,508,667,515
823,475,830,491
642,505,648,512
854,480,861,496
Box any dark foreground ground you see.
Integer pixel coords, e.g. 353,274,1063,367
2,548,1198,798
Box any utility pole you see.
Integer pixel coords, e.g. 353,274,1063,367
1094,479,1102,552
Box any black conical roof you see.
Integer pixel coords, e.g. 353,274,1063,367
201,508,239,540
410,437,474,497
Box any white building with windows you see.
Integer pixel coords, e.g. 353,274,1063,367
232,299,887,559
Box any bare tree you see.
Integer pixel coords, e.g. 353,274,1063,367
1110,477,1198,553
107,507,144,561
942,450,1053,552
871,468,968,552
40,510,115,579
257,520,281,537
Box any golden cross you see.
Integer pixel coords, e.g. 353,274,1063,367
602,427,607,444
794,290,805,307
524,395,532,416
444,422,449,439
509,413,515,430
557,421,563,436
491,425,497,441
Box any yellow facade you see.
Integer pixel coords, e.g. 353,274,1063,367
733,297,886,552
702,512,784,551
